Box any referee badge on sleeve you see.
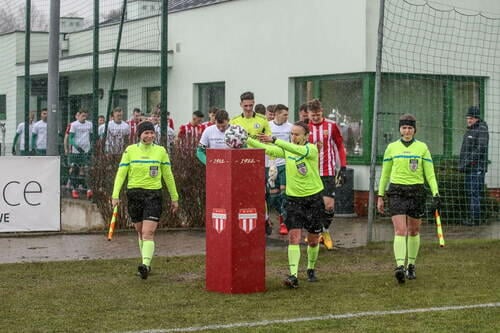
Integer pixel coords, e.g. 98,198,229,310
149,166,159,177
409,159,418,172
296,162,307,175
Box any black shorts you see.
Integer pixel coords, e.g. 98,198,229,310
127,188,163,223
387,184,426,219
285,192,324,234
321,176,336,198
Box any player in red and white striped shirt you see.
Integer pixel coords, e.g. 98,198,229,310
202,107,218,128
307,99,347,250
178,110,206,144
127,108,143,144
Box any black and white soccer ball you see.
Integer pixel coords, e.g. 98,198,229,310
224,125,248,148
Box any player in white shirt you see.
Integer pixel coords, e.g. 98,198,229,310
12,111,35,155
266,104,276,121
98,107,130,154
70,114,93,153
147,109,175,152
196,109,230,164
152,123,176,153
69,109,94,199
266,104,293,235
31,109,48,155
148,110,162,144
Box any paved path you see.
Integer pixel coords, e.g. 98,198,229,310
0,228,288,264
0,218,360,264
1,218,498,264
0,230,206,264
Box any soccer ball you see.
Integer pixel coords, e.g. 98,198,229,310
224,125,248,148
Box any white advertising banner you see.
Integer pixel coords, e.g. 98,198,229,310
0,156,60,232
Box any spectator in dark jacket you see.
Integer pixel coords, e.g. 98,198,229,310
459,106,489,225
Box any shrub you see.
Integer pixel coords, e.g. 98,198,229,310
426,158,498,224
88,139,206,230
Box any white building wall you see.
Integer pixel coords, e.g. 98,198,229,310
167,0,368,123
15,32,50,63
67,17,161,57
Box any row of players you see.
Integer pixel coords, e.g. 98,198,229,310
196,92,347,252
11,95,347,246
12,106,187,156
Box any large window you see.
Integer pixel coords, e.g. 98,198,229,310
320,79,364,156
197,82,225,117
294,73,483,165
379,77,445,155
295,74,371,163
379,75,482,158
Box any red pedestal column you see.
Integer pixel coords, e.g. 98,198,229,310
205,148,266,293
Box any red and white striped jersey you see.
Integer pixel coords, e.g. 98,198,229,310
308,119,347,176
127,119,139,143
178,122,206,139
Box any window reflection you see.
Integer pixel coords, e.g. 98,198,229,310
198,82,225,118
295,78,364,157
320,79,363,156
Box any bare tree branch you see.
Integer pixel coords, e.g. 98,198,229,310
0,4,48,33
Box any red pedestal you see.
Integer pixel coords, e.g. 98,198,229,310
205,148,266,293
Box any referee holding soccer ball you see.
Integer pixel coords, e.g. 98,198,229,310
247,121,324,289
